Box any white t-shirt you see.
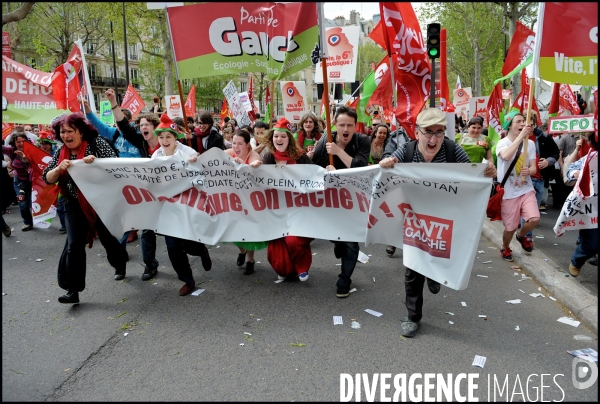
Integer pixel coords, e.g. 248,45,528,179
151,142,198,159
496,137,536,200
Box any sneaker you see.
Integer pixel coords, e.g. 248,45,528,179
298,272,309,282
386,245,396,257
200,245,212,271
277,275,286,281
141,265,158,281
336,287,350,298
539,205,546,211
501,247,514,262
588,255,598,266
569,263,580,277
126,230,138,243
400,316,420,338
58,227,67,234
21,224,33,231
516,234,533,252
2,224,11,237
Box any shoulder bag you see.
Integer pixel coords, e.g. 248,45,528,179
487,142,523,221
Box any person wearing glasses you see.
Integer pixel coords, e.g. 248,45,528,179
379,108,496,338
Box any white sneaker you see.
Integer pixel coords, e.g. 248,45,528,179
298,272,309,282
277,275,286,281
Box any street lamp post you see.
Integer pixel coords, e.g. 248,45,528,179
123,2,130,88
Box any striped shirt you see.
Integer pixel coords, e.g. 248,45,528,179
391,140,471,163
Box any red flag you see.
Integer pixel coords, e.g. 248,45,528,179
548,83,561,117
502,21,535,76
511,71,542,126
51,45,84,113
368,19,386,49
220,97,229,129
22,142,58,226
559,84,580,116
120,84,146,120
247,76,257,122
2,123,14,140
594,89,598,142
184,84,196,118
486,84,504,139
440,29,451,111
370,3,430,139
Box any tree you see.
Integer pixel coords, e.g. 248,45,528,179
2,2,34,26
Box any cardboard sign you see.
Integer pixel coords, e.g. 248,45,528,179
469,96,489,123
453,87,471,122
548,114,595,134
280,81,308,123
99,100,115,125
314,26,360,83
222,81,251,127
164,94,183,118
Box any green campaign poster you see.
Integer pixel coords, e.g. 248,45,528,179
99,101,114,126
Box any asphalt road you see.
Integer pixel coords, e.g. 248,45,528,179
2,212,598,402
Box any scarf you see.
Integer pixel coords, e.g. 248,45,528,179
296,130,321,151
194,127,211,154
273,150,296,164
56,140,98,248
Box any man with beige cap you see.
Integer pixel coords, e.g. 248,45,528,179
379,107,497,337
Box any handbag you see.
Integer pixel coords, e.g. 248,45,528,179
487,142,523,221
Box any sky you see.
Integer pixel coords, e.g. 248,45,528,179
323,3,428,23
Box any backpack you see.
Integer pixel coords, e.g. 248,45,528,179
403,138,456,162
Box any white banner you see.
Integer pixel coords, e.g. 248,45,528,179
223,81,250,127
68,148,490,290
280,81,308,123
554,152,598,236
164,94,183,118
314,26,360,84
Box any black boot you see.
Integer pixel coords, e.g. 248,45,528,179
244,261,255,275
58,291,79,304
141,264,158,281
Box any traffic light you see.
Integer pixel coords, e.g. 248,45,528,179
426,23,441,59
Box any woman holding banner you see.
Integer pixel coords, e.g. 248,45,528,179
42,114,129,304
255,117,315,281
2,134,34,231
225,128,267,275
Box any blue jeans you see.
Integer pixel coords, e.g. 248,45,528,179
13,178,33,226
521,178,544,238
571,228,599,269
119,231,130,249
56,195,66,229
332,241,360,291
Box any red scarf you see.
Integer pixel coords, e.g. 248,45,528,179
273,150,296,164
194,127,210,154
55,141,98,248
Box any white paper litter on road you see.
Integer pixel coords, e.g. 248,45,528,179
239,343,244,346
573,335,593,341
373,277,376,283
519,289,525,293
477,275,488,278
538,287,542,291
123,333,128,337
487,247,497,249
549,296,557,301
543,259,548,262
335,263,342,266
449,321,454,325
461,302,467,307
45,300,50,303
536,236,544,238
446,312,454,316
8,257,17,260
312,253,317,255
513,273,519,276
567,348,598,362
478,315,487,318
365,309,383,317
191,289,205,296
368,254,372,257
351,321,361,329
557,317,580,327
529,293,544,298
515,326,520,331
518,277,532,281
349,288,357,294
333,316,343,325
244,332,252,336
36,259,43,262
274,279,284,283
472,355,487,368
478,250,485,254
553,244,558,246
357,251,369,263
506,299,522,304
482,260,492,264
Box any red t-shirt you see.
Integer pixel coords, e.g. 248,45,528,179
148,142,161,156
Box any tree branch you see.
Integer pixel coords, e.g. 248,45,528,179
2,2,35,26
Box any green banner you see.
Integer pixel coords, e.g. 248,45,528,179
99,101,115,126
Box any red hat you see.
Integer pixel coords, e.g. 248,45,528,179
153,114,183,139
38,130,56,144
273,117,292,133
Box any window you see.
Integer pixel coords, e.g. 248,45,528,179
106,45,113,58
107,66,114,79
130,68,139,88
128,44,138,61
312,88,317,102
93,93,101,108
312,105,317,113
240,81,247,92
119,68,125,79
86,40,96,55
89,64,97,79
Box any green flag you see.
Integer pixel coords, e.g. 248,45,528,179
493,53,533,86
357,70,377,124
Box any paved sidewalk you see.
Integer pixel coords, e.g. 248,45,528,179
482,219,598,334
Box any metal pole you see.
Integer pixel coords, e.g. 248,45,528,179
429,58,436,108
110,21,119,103
122,2,130,87
318,2,334,167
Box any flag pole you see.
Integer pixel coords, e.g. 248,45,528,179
522,78,535,182
269,80,275,130
318,3,334,167
164,6,191,146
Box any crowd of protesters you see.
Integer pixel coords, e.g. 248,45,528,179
2,91,597,339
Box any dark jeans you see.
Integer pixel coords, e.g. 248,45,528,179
572,228,599,269
405,267,425,323
332,241,359,290
13,178,32,226
164,236,206,286
141,229,158,268
57,198,128,292
56,195,65,229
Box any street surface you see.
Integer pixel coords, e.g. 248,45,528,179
2,208,598,402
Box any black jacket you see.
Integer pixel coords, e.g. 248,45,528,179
312,131,371,169
117,117,153,158
533,127,560,185
190,126,224,154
